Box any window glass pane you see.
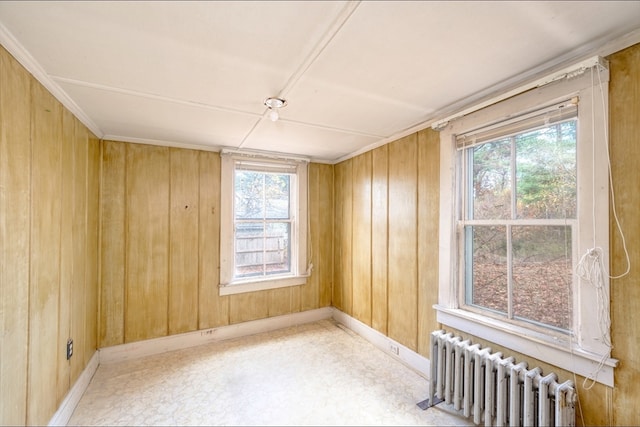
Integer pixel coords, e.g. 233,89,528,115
515,121,577,219
235,171,265,220
235,171,291,220
512,226,572,330
265,222,290,275
471,139,511,220
467,225,508,314
235,222,265,277
265,173,291,219
234,222,290,278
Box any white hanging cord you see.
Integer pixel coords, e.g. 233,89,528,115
574,247,611,390
576,248,611,347
305,163,314,276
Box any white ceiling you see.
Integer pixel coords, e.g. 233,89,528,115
1,1,640,163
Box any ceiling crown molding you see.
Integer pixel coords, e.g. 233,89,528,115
0,22,104,138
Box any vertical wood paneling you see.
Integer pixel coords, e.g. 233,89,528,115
125,144,170,342
609,43,640,426
352,152,372,325
0,47,31,425
198,151,228,329
332,163,345,310
305,163,321,311
169,149,199,334
317,164,334,308
98,147,334,343
99,140,126,347
387,135,418,351
268,288,293,317
417,129,440,357
333,160,353,314
27,81,62,425
70,120,88,383
290,286,302,314
229,292,269,323
371,145,388,335
1,47,100,426
56,108,73,402
303,163,333,310
85,135,100,363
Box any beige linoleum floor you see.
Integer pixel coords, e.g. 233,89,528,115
68,319,471,426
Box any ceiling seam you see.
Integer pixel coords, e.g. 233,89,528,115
51,75,262,118
280,118,384,139
236,0,362,150
276,0,362,100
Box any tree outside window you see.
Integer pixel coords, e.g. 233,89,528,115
464,120,576,331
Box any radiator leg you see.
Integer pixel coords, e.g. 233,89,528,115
417,331,446,410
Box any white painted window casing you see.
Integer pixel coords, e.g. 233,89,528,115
219,150,309,296
435,59,618,386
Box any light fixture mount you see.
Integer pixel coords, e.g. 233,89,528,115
264,97,287,121
264,97,287,109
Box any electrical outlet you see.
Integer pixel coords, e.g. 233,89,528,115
390,344,399,355
66,338,73,360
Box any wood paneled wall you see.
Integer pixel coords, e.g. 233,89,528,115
0,46,100,425
98,142,333,346
609,42,640,426
333,129,440,355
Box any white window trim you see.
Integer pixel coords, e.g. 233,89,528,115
219,150,309,296
436,59,618,386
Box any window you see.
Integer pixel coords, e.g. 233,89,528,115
220,150,309,296
436,59,618,386
461,100,577,332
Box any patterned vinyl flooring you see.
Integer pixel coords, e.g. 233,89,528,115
68,319,471,426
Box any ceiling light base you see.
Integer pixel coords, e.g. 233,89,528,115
264,97,287,122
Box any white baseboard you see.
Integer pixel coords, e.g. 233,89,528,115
331,308,431,379
48,351,100,426
99,307,334,364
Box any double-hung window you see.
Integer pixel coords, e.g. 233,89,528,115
220,150,309,296
460,100,578,332
436,59,618,386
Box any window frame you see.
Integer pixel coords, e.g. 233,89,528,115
219,150,309,296
435,63,618,386
459,106,578,333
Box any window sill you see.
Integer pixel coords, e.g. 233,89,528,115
434,305,618,387
219,275,307,296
